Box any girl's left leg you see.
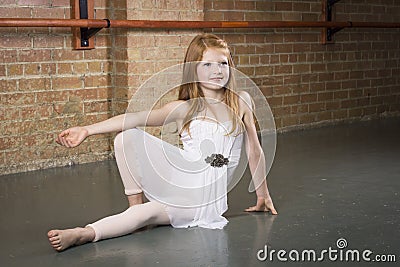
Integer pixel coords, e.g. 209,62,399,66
114,129,145,207
48,201,170,251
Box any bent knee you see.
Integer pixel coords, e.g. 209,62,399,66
114,128,142,148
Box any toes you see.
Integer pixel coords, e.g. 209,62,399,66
48,230,60,238
51,242,64,252
49,236,60,242
50,239,61,246
49,236,61,242
47,230,56,238
48,233,61,244
269,209,278,215
266,206,278,215
245,206,257,212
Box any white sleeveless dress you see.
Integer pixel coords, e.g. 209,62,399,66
129,119,244,229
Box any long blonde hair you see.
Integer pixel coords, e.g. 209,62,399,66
178,33,240,135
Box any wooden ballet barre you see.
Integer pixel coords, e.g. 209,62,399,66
0,18,399,48
0,18,400,29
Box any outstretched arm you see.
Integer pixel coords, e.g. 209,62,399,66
56,100,185,148
239,92,277,214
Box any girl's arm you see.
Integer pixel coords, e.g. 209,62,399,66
238,91,277,214
56,100,185,148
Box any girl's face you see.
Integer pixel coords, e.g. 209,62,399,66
196,48,230,91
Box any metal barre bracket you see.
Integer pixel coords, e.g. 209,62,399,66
72,0,109,50
322,0,344,44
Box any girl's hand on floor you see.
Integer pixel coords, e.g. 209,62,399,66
245,196,278,215
56,127,89,148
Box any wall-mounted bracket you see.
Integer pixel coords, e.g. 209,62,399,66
321,0,343,44
80,18,110,46
71,0,109,50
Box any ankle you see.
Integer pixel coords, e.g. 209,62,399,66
127,193,143,206
78,227,95,243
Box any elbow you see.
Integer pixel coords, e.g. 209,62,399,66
248,145,263,160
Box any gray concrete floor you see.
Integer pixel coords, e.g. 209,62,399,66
1,118,399,267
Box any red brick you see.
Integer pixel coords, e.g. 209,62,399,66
52,77,83,90
18,0,48,5
301,74,318,83
19,78,51,91
235,1,256,10
334,90,349,99
281,116,298,127
84,101,111,114
273,85,291,96
283,75,302,85
348,108,363,117
282,12,302,21
309,103,326,112
1,93,35,106
310,82,325,92
301,94,317,103
299,113,317,124
53,49,84,61
332,110,348,120
293,64,310,73
291,104,308,114
36,91,69,103
275,2,293,11
0,136,21,151
0,7,31,18
84,75,109,88
224,11,244,21
73,89,99,100
0,36,31,48
275,44,293,53
274,65,292,75
363,107,377,116
293,2,310,12
255,1,274,11
318,73,334,82
326,81,342,91
52,0,70,7
283,95,300,105
33,36,64,48
255,66,273,76
311,63,326,73
272,106,290,116
356,79,371,89
341,80,357,90
0,79,18,92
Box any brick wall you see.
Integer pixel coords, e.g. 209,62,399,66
0,0,203,175
205,0,400,130
0,0,114,175
1,0,400,175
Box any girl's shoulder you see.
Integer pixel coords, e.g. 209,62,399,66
161,100,191,119
237,91,252,103
237,91,254,111
162,100,190,110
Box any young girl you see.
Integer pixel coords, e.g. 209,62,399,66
48,33,277,252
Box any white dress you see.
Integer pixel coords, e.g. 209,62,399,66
129,119,244,229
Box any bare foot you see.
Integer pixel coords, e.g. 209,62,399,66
245,197,278,215
265,197,278,215
47,227,95,252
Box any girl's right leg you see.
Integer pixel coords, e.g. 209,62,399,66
114,129,144,206
48,201,170,251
